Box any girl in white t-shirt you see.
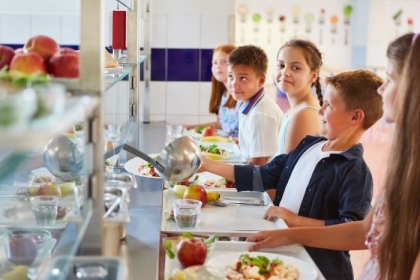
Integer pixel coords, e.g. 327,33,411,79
274,39,324,156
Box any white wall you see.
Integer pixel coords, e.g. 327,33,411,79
147,0,235,125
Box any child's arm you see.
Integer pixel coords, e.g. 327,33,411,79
411,252,420,280
264,206,324,227
248,156,269,165
247,206,374,252
199,156,235,181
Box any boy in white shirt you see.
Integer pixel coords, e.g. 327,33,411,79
227,45,284,165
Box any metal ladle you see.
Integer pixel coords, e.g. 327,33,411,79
123,136,201,182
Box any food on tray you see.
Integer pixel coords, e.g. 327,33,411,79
194,125,206,134
200,144,233,159
225,254,299,280
169,268,186,280
202,126,216,137
32,174,54,183
200,136,231,143
27,180,76,198
163,232,216,259
173,184,188,198
183,185,208,207
1,265,29,280
105,49,119,68
137,156,159,177
206,191,220,201
203,176,235,188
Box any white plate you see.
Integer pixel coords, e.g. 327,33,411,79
124,155,162,179
105,66,123,74
207,252,317,280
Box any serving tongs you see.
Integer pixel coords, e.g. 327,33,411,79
208,198,266,207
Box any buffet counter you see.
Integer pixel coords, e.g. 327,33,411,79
122,122,166,280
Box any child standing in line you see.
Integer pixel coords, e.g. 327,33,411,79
227,45,284,165
184,44,241,137
246,32,420,280
200,69,384,279
274,39,323,156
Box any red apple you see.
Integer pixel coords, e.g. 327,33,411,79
24,35,60,61
176,238,207,268
38,181,62,198
48,50,79,78
0,45,15,70
9,52,47,74
202,127,216,137
183,185,207,207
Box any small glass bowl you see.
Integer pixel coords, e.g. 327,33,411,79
3,229,52,248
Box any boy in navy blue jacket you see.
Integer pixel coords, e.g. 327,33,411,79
200,69,383,280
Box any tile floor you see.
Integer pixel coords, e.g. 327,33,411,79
276,95,394,278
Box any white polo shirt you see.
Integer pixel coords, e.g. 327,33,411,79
238,89,284,161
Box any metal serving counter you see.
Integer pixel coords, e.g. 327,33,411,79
121,122,166,280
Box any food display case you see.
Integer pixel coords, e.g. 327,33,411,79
0,0,146,279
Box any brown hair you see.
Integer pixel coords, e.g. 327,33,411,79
209,44,237,114
325,69,383,130
378,33,419,280
228,45,268,77
279,39,323,106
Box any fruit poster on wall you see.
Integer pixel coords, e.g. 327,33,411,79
234,0,355,79
366,0,420,70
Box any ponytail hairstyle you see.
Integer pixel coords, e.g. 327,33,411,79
278,39,323,105
209,44,237,114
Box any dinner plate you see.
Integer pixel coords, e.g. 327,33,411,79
124,155,162,179
207,252,317,280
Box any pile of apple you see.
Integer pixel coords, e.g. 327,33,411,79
0,35,79,78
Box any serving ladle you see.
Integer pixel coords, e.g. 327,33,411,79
122,136,201,182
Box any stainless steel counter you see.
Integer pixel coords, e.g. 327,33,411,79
122,122,167,280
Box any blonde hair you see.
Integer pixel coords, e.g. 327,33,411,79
378,33,420,280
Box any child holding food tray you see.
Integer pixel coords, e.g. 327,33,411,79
184,44,241,138
247,33,420,280
200,69,384,279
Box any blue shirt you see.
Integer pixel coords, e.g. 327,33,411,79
219,93,240,137
234,136,373,280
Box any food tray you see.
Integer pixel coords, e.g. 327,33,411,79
161,189,287,236
164,241,325,280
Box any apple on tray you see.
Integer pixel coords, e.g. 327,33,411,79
24,35,60,61
176,238,207,268
183,185,208,207
0,45,15,70
48,48,79,78
202,126,216,137
9,52,47,75
37,181,62,198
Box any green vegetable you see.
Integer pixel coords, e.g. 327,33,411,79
75,124,83,131
238,254,283,276
194,126,206,134
145,156,158,168
164,239,175,259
